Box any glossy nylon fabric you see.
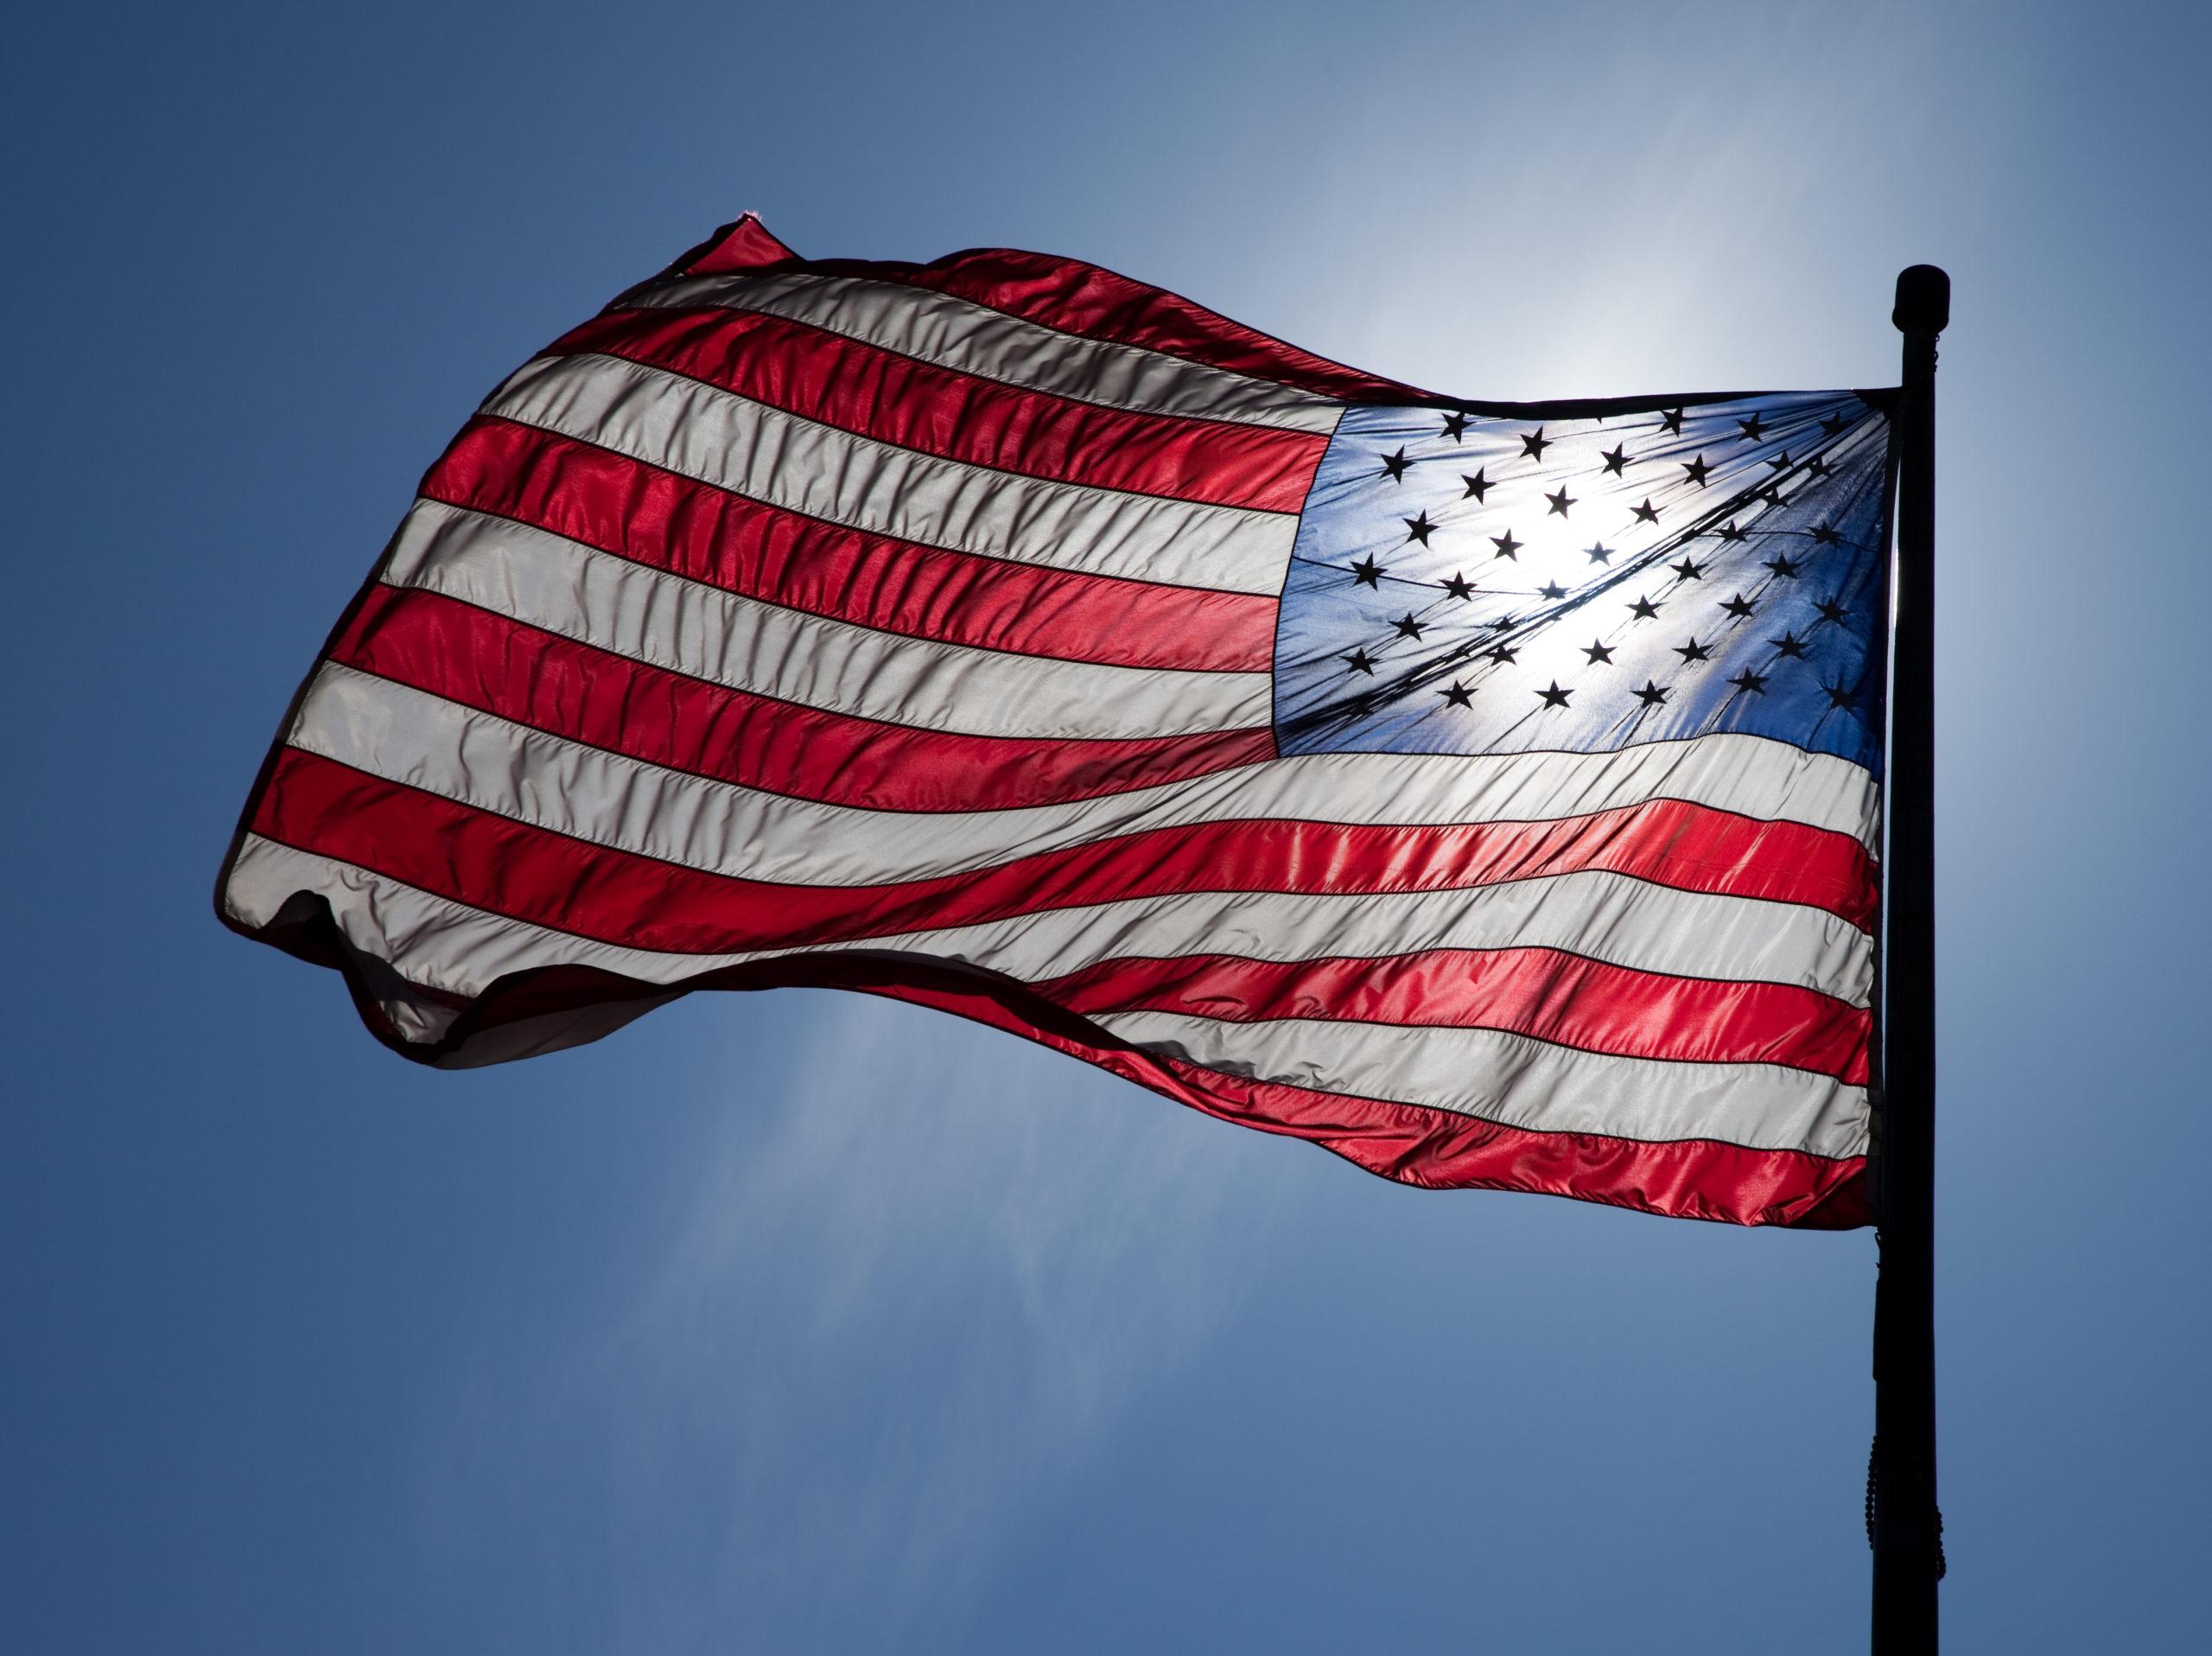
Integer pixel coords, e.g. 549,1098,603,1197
218,215,1888,1227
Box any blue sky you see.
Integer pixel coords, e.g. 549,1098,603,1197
5,1,2209,1649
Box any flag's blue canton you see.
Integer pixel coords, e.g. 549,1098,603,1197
1272,393,1890,775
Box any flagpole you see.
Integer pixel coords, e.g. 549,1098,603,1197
1872,264,1948,1653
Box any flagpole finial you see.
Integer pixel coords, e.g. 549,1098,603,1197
1892,265,1950,335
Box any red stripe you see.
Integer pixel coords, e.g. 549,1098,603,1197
887,250,1424,403
674,218,1424,403
421,418,1279,675
676,213,798,274
548,308,1330,513
1033,950,1869,1084
254,749,1876,959
867,978,1868,1228
691,233,1428,405
226,889,1864,1226
332,586,1276,813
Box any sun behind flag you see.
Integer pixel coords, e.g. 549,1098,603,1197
218,215,1891,1227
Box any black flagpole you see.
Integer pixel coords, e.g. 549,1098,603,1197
1872,264,1949,1653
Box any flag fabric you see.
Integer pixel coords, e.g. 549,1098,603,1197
219,215,1891,1228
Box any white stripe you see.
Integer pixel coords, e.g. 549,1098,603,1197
379,505,1269,742
291,668,1879,898
225,836,1869,1018
430,997,681,1068
774,882,1873,1008
218,838,668,1058
1090,1010,1867,1159
627,270,1344,435
482,353,1297,596
223,837,1866,1150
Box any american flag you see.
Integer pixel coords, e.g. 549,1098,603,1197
219,215,1889,1227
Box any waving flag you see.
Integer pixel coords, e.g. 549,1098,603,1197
219,215,1890,1227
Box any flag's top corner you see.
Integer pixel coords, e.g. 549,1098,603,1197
682,213,799,275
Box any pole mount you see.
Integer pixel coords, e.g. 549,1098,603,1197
1893,265,1951,336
